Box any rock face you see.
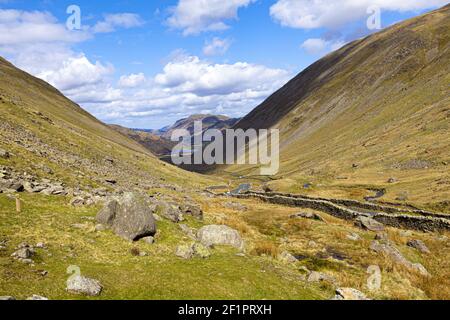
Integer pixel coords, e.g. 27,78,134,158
370,240,429,276
66,275,103,296
197,225,244,249
332,288,369,300
407,239,430,254
355,216,385,232
96,193,156,241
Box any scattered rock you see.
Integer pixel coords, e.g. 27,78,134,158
35,242,46,249
26,295,48,300
224,202,248,212
155,201,184,223
355,216,385,232
66,275,103,296
192,243,211,259
70,197,85,207
307,271,337,284
180,203,204,220
179,224,197,240
290,212,323,221
352,163,359,168
407,239,430,254
370,241,430,276
197,225,244,249
375,233,389,241
387,178,398,183
0,296,15,300
346,233,361,241
278,251,298,264
12,247,34,260
175,244,195,259
332,288,369,300
0,148,10,158
142,236,155,245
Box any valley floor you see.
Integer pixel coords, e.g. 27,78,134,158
1,191,448,300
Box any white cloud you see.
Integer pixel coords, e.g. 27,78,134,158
301,38,345,55
154,54,289,96
38,55,114,91
118,73,147,88
270,0,449,29
0,9,90,45
93,13,144,33
167,0,255,35
203,37,232,56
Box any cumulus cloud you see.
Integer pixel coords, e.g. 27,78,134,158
93,13,145,33
167,0,255,35
118,73,147,88
270,0,449,29
301,38,345,55
203,37,232,56
0,9,90,45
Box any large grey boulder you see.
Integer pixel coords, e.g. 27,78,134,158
96,193,156,241
197,225,243,249
66,275,102,296
355,216,385,232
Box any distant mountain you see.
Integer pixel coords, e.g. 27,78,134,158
109,125,175,156
159,114,241,139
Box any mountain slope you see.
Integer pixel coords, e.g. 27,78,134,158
160,114,240,139
109,125,176,156
0,56,210,191
228,5,450,210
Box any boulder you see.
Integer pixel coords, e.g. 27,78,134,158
346,233,361,241
181,203,204,220
175,244,195,259
370,241,429,276
332,288,369,300
179,224,197,240
290,212,323,221
96,193,157,241
11,247,34,260
96,200,119,227
355,216,385,232
70,197,85,207
197,225,243,249
111,193,157,241
0,296,15,300
407,239,430,254
278,251,298,264
307,271,337,284
155,201,184,223
142,236,155,245
66,275,102,296
192,243,211,258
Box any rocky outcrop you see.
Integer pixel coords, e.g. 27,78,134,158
355,216,385,232
197,225,244,249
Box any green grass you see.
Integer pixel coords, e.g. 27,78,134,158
0,193,327,300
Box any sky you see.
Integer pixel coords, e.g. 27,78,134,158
0,0,448,129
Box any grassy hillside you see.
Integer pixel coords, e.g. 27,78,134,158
226,5,450,211
0,56,211,190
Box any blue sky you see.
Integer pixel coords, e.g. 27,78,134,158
0,0,448,128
